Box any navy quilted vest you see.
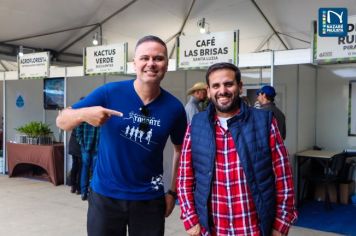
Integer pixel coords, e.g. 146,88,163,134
190,101,276,236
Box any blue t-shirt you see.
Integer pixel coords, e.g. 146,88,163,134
72,79,187,200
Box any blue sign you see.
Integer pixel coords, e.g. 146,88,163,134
319,8,348,37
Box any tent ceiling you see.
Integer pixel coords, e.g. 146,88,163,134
0,60,17,71
0,0,355,71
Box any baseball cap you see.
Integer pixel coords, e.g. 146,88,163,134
256,85,276,97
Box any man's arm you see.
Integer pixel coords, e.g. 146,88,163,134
165,144,182,217
56,106,123,131
176,126,201,234
270,118,298,235
170,144,181,193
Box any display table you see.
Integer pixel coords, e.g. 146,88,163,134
7,142,64,185
294,149,340,205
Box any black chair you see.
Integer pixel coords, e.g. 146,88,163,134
301,153,346,210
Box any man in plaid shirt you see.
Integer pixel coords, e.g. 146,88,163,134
76,121,100,201
177,63,297,236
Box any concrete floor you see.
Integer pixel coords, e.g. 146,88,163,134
0,175,343,236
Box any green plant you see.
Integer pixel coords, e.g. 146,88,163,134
16,121,52,137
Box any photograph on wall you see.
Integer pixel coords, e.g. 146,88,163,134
43,77,64,110
348,81,356,136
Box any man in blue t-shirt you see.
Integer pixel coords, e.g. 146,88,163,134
57,35,187,236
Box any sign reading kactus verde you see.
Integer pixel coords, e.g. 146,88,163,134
84,43,127,75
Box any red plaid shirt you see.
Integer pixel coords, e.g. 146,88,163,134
177,117,297,236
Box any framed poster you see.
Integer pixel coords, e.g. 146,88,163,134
43,77,64,110
349,81,356,136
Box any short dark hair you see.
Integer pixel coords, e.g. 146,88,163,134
205,62,241,85
265,94,275,102
135,35,167,56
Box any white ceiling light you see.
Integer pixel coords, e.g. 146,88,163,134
92,32,99,46
197,18,209,34
18,45,24,57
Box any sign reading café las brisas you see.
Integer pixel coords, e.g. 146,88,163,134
84,43,127,75
18,52,50,79
314,14,356,63
177,31,238,69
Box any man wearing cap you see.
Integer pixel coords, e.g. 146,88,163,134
256,85,286,139
185,82,207,123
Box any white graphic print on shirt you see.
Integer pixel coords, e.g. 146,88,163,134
121,111,160,151
151,174,163,191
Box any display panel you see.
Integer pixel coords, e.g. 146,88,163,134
43,77,64,110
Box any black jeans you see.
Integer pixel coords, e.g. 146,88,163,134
69,154,81,192
87,191,165,236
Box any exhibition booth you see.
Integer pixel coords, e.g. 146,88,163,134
0,29,355,207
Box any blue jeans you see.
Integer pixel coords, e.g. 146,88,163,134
80,149,97,195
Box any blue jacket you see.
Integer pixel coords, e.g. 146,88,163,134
190,101,275,236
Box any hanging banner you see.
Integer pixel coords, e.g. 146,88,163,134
314,15,356,64
84,43,127,75
18,52,50,79
177,31,238,69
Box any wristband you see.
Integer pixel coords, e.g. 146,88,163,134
167,190,178,200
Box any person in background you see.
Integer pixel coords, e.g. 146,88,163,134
240,95,251,106
76,121,100,201
185,82,207,123
56,35,187,236
177,62,297,236
68,127,82,195
256,85,286,140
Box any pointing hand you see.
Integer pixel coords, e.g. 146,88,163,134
82,106,123,126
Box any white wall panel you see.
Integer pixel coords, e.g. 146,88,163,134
274,65,298,155
297,65,317,151
5,79,43,142
66,66,84,77
4,71,18,80
239,52,272,67
316,67,354,150
275,49,312,65
49,66,66,77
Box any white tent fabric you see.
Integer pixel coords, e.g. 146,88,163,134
0,0,355,71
